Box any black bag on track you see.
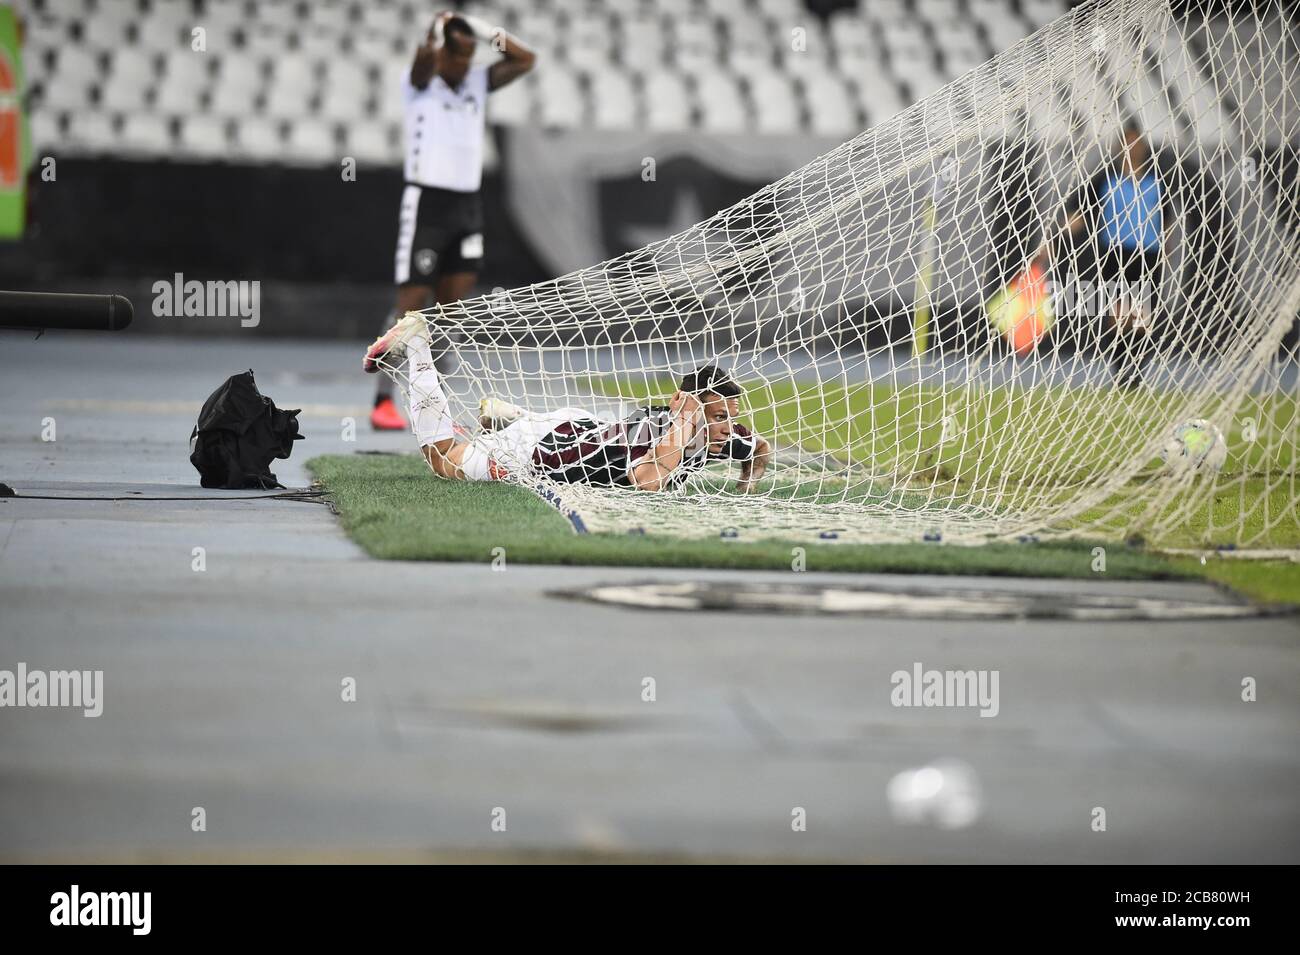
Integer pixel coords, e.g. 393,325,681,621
189,370,303,489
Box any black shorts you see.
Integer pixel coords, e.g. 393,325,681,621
1097,244,1161,308
394,183,484,286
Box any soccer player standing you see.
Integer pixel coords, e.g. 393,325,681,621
370,10,536,430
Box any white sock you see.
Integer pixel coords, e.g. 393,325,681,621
406,336,456,446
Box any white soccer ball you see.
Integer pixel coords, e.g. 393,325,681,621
1160,418,1227,473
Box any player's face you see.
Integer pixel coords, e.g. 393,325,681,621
438,33,476,86
701,394,739,453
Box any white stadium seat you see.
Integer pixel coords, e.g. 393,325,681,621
350,31,401,70
53,46,102,87
39,74,94,114
643,71,692,132
803,73,859,137
616,15,668,73
258,0,301,33
537,65,585,128
28,110,64,155
671,15,720,77
285,118,338,165
119,113,174,155
177,115,232,159
319,60,372,122
63,109,119,154
242,25,296,59
377,60,409,123
306,3,354,35
232,116,285,162
564,11,613,72
1021,0,1069,29
264,56,319,119
750,72,800,135
81,8,134,50
297,26,344,60
343,119,398,165
154,51,213,114
915,0,963,25
695,69,748,134
98,67,153,113
589,66,637,131
485,71,533,126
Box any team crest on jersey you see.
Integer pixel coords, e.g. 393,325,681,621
415,248,437,275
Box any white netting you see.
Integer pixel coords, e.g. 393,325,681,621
383,0,1300,550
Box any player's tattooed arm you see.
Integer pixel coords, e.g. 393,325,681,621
630,391,702,491
735,435,771,494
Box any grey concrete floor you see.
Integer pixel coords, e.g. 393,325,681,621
0,332,1297,863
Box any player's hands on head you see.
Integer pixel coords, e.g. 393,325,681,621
429,10,453,48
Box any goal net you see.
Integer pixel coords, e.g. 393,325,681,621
382,0,1300,551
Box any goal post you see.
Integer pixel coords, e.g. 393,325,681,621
381,0,1300,553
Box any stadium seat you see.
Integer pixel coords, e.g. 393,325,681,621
752,0,803,20
915,0,963,24
257,0,302,33
750,72,801,135
63,109,120,154
209,52,266,117
28,109,63,155
306,3,354,35
782,24,833,79
154,51,214,114
859,0,909,22
119,113,175,155
1021,0,1069,29
563,10,613,72
536,65,585,128
376,60,409,123
285,118,339,165
297,26,344,60
643,71,692,132
803,73,860,137
342,30,393,69
670,15,721,77
232,116,286,162
486,70,534,126
52,45,102,89
177,115,233,160
319,60,372,122
343,119,398,165
264,56,319,119
242,25,295,60
589,67,638,132
98,66,154,113
695,69,748,134
615,14,668,74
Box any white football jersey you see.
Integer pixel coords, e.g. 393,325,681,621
401,64,490,193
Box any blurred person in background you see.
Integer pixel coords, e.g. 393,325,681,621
1047,119,1170,388
370,9,536,430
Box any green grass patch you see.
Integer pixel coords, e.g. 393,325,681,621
1170,557,1300,606
586,373,1300,549
309,452,1189,582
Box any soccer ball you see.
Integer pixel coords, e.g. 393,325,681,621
1160,419,1227,473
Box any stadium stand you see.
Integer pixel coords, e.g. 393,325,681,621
21,0,1300,166
21,0,1087,164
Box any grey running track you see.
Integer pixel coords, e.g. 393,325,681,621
0,334,1297,862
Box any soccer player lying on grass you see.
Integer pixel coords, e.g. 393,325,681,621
364,314,771,492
